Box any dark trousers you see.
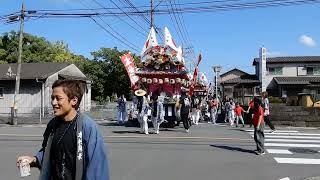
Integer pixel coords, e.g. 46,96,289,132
264,115,275,130
181,113,190,130
254,123,265,153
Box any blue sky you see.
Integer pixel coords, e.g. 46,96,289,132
1,0,320,80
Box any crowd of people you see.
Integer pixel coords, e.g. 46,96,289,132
116,87,275,148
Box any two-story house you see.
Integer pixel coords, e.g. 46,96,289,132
220,68,260,105
253,49,320,98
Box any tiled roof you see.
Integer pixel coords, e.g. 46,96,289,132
220,68,250,77
0,62,71,80
221,74,259,84
274,76,320,85
253,56,320,65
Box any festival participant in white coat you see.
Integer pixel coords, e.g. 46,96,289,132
135,89,150,134
151,93,165,134
191,95,201,125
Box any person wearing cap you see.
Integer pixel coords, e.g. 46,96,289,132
135,89,150,134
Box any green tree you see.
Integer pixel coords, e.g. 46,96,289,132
0,31,140,103
89,47,140,101
0,31,83,63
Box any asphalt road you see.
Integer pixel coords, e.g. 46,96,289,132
1,122,320,180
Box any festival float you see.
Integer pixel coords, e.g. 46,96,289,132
135,27,191,127
120,26,202,127
193,72,209,98
193,72,211,122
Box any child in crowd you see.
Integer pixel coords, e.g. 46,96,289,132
234,102,245,127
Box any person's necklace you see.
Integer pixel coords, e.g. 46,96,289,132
56,114,78,144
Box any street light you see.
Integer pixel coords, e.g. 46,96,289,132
212,65,222,98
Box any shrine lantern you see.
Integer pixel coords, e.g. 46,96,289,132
170,79,175,84
147,79,152,84
153,78,158,83
159,79,163,84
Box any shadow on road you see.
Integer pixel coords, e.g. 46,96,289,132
112,128,176,134
210,144,256,154
112,130,142,134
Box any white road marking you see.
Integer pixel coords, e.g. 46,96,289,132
244,130,298,133
249,132,320,136
279,177,290,180
274,157,320,164
265,135,320,139
265,143,320,148
266,139,320,143
267,149,293,154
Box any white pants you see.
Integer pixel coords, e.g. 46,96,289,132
138,115,149,134
191,108,200,125
211,107,217,124
228,110,235,125
236,115,244,126
152,116,163,134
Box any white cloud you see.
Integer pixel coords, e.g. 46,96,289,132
299,35,316,47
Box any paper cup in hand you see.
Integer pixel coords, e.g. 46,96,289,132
19,159,31,177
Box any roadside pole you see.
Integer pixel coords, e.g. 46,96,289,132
11,3,24,125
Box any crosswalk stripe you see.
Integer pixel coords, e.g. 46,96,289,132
265,135,320,139
266,139,320,143
274,157,320,164
266,149,293,154
265,143,320,148
249,132,320,136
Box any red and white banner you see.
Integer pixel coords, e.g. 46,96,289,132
188,54,202,97
120,53,139,88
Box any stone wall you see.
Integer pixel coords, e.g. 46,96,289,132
270,103,320,127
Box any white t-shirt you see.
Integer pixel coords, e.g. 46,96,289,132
263,98,270,116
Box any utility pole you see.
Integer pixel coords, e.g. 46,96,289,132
150,0,153,28
213,65,222,97
11,3,25,125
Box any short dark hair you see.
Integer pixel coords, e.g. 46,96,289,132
52,79,85,109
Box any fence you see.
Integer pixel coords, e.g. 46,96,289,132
0,103,120,125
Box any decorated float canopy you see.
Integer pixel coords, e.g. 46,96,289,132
193,72,209,96
135,27,191,96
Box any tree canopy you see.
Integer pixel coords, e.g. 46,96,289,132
0,31,140,103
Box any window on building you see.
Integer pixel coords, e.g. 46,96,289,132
268,67,282,75
307,67,320,75
255,87,261,95
0,87,3,99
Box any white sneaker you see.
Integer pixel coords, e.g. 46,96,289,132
155,130,159,134
145,132,149,135
185,129,189,133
